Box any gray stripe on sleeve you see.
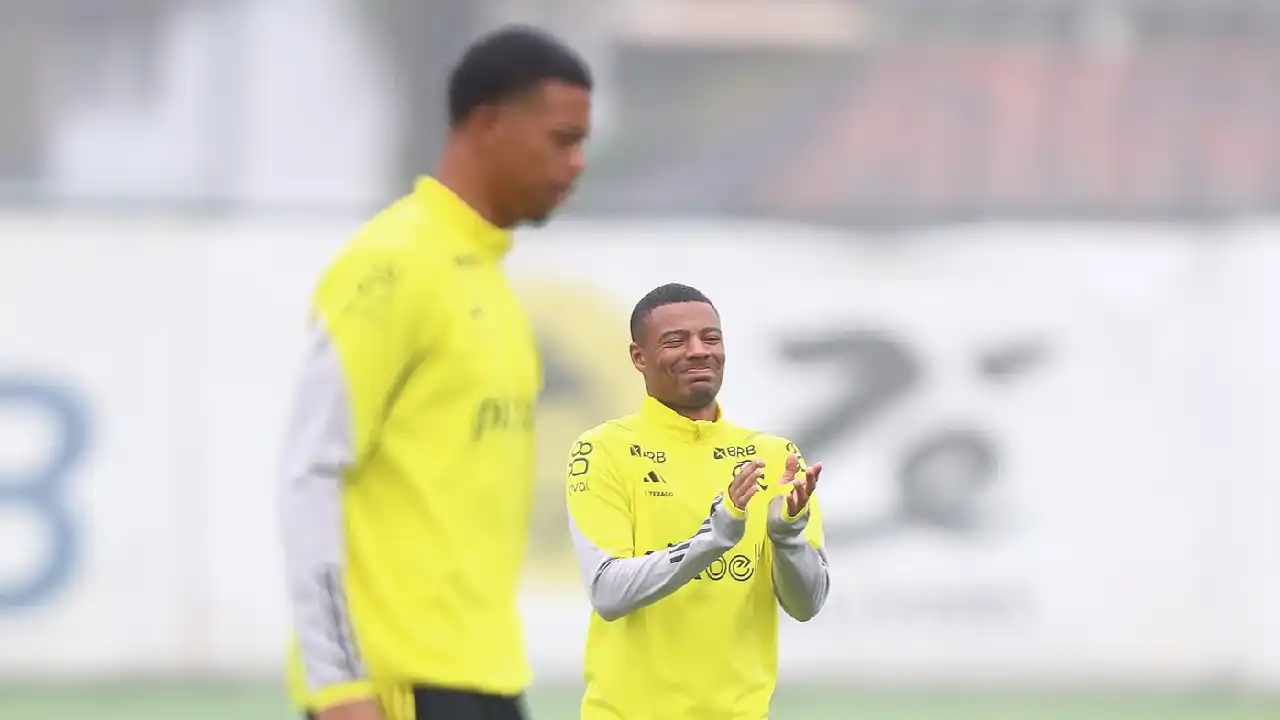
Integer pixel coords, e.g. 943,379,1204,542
569,495,746,621
278,324,367,690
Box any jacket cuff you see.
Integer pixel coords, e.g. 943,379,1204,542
310,680,376,712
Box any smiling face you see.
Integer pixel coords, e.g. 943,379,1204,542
630,301,725,417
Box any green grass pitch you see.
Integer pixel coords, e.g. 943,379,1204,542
1,685,1278,720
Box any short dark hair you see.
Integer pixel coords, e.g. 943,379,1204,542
448,25,593,126
630,283,717,343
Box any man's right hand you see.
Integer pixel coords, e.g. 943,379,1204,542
728,459,765,510
317,699,384,720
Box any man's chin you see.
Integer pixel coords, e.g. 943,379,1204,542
521,209,554,228
680,383,720,408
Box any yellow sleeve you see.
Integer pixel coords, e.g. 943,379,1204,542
311,246,422,465
565,429,633,558
286,642,374,711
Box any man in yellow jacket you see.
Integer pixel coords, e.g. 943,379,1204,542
565,283,831,719
277,25,592,720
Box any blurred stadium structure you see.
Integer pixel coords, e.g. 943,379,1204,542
1,1,1279,719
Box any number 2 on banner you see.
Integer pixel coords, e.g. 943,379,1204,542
0,380,89,611
781,329,1037,540
780,330,919,459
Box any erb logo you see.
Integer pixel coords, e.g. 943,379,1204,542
713,445,756,460
630,444,666,463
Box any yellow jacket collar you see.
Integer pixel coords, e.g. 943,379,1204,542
639,395,727,442
413,176,513,261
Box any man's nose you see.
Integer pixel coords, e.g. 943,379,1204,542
686,338,712,357
568,146,586,176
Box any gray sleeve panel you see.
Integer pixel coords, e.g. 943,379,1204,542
277,324,368,690
766,497,831,622
569,494,746,622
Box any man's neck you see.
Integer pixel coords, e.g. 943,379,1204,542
670,400,717,422
434,139,512,228
683,406,717,422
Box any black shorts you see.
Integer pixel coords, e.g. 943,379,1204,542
306,686,528,720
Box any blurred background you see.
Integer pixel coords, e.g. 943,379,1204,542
1,1,1278,719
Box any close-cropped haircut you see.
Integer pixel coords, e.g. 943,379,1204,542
629,283,717,343
447,25,593,126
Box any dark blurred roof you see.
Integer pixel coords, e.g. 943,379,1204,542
576,37,1280,224
765,40,1280,222
864,0,1279,9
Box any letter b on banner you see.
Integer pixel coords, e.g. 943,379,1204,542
0,378,89,611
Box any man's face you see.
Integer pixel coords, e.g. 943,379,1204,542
630,302,725,412
490,79,590,225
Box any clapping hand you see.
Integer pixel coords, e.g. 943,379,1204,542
777,454,822,518
728,459,765,511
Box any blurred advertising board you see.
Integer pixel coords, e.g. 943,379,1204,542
0,214,1275,687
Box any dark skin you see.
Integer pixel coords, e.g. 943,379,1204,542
631,302,822,513
630,301,725,421
436,79,591,229
321,81,588,720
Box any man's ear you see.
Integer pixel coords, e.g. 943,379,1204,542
629,342,645,373
468,104,506,146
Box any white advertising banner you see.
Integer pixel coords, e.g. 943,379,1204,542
0,214,1274,686
1214,231,1280,688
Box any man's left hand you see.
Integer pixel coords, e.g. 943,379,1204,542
778,454,822,518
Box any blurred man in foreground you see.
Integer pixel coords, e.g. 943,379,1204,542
564,283,831,719
277,26,592,720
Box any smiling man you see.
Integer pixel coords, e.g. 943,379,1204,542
563,283,831,720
